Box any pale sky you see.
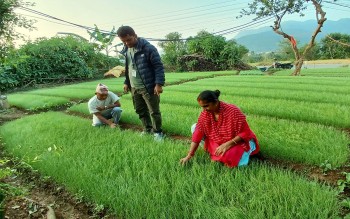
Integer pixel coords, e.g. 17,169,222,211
16,0,350,49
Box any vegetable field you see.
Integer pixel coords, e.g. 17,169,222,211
1,69,350,218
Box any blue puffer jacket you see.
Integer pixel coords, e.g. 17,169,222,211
121,38,165,94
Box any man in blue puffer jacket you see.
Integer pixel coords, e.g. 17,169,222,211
117,26,165,141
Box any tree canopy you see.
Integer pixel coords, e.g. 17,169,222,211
0,0,35,61
159,30,249,72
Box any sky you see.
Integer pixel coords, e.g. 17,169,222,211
15,0,350,52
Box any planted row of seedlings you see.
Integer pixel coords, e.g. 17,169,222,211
166,83,350,106
0,112,341,218
276,67,350,77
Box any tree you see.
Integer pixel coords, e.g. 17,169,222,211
0,0,35,61
221,40,249,69
241,0,331,75
158,32,187,71
187,30,226,67
319,33,350,59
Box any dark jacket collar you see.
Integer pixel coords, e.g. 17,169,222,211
120,37,149,55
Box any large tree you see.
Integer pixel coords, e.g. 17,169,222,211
158,32,187,71
241,0,331,75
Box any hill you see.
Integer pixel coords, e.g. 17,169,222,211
235,18,350,53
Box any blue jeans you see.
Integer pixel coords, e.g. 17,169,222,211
95,107,122,126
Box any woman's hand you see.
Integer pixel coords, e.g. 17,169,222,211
179,155,192,165
215,142,232,156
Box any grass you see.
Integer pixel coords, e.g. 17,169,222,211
0,112,340,218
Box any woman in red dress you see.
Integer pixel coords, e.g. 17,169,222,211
180,90,260,168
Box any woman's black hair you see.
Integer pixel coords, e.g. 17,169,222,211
116,26,136,37
197,90,221,103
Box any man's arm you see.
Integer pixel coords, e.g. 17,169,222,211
104,100,121,109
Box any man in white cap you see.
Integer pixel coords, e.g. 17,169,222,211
88,83,122,128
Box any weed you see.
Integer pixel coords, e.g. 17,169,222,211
337,172,350,193
320,160,334,175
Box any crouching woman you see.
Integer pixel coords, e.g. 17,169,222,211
180,90,260,168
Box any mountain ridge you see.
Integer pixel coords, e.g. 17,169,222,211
234,18,350,53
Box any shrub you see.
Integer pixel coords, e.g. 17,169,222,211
1,36,121,92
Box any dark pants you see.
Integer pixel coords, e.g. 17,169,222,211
131,87,162,133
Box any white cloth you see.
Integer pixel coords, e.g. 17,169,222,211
88,91,120,125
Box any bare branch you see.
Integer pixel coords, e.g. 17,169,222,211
326,35,350,47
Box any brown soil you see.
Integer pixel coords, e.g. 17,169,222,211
1,107,350,218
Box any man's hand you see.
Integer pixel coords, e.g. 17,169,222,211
109,123,117,128
96,106,105,111
123,84,129,93
154,84,163,96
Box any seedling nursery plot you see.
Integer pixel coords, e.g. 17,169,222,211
0,112,341,218
275,67,350,77
1,70,350,217
166,82,350,105
6,93,71,110
7,78,126,110
164,71,233,84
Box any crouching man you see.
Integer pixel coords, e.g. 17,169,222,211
88,83,122,128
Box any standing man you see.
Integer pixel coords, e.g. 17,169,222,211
88,83,122,128
117,26,165,141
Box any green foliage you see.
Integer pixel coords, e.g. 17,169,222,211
0,64,18,89
87,25,117,57
320,160,334,175
337,172,350,193
320,33,350,59
182,31,249,70
158,32,187,71
0,0,35,60
341,198,350,209
0,36,121,92
187,31,226,64
241,0,308,18
221,40,249,68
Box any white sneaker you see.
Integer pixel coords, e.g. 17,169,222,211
140,131,151,136
154,132,165,142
